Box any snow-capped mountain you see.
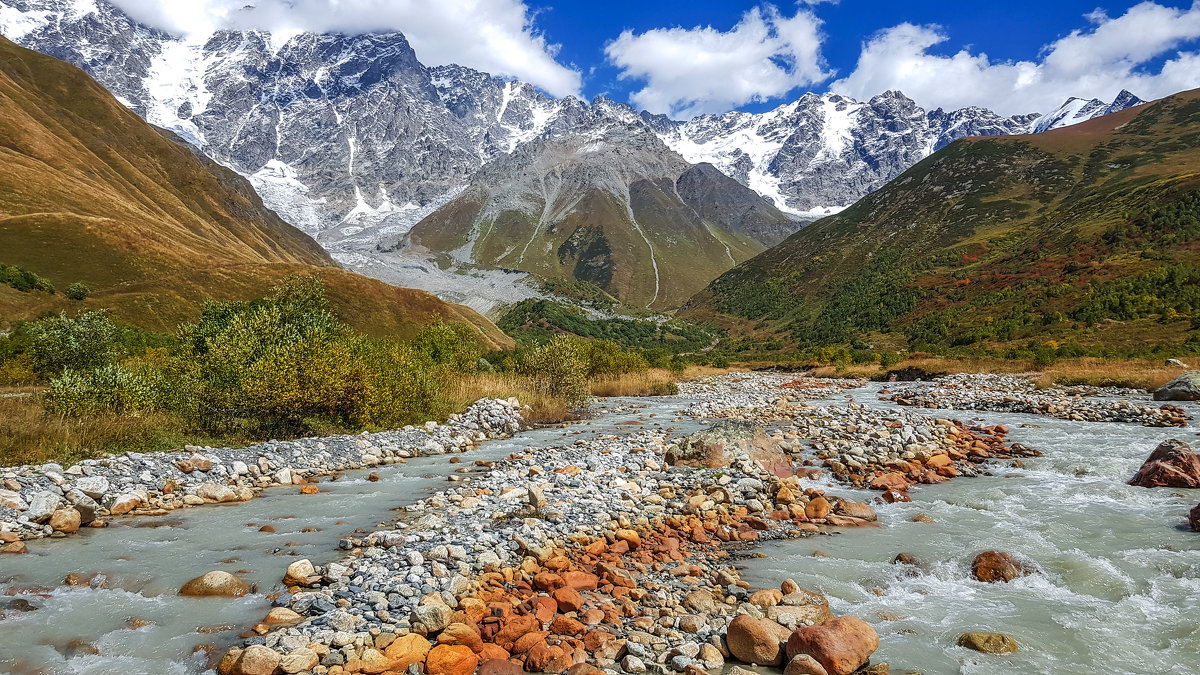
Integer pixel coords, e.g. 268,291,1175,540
0,0,1146,293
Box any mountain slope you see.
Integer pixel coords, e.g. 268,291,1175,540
0,35,511,348
398,120,791,309
684,89,1200,354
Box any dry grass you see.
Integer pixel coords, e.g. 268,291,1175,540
775,355,1187,391
444,373,571,425
0,388,209,468
590,368,679,397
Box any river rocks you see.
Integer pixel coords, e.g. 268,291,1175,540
1,541,28,554
283,559,319,587
804,497,831,520
384,634,432,670
785,616,880,675
426,644,478,675
74,476,109,500
971,551,1033,583
726,615,791,666
785,653,830,675
1128,440,1200,488
49,508,81,534
27,491,62,523
233,645,280,675
668,420,794,478
278,647,319,673
263,607,303,625
197,483,238,503
109,493,142,515
179,571,250,597
0,489,27,511
1154,372,1200,401
892,373,1190,427
833,500,877,521
1190,503,1200,532
957,631,1019,654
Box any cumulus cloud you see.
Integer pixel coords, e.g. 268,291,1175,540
830,1,1200,115
604,4,829,118
109,0,582,98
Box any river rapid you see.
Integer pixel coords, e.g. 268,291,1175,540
1,383,1198,674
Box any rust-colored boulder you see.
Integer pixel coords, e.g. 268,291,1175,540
1190,503,1200,532
748,589,784,608
1128,440,1200,488
785,616,879,675
726,615,791,666
426,644,479,675
554,587,585,613
804,497,831,520
957,632,1019,654
493,614,540,650
384,633,431,671
971,551,1032,583
561,571,599,591
833,501,876,521
233,645,280,675
438,622,484,652
480,658,524,675
869,472,909,491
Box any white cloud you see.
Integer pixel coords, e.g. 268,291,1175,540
830,1,1200,115
604,5,829,118
109,0,582,98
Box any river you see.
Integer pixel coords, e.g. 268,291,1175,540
1,385,1198,674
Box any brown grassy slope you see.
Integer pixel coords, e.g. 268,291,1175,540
0,37,510,348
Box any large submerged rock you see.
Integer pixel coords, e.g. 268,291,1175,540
971,551,1033,583
1128,440,1200,488
179,571,250,597
1154,372,1200,401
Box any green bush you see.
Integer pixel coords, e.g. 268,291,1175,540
45,364,157,416
65,283,90,301
517,335,591,407
0,263,54,293
25,310,122,376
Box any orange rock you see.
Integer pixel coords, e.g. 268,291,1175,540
479,658,524,675
748,589,784,608
614,529,641,549
552,588,585,613
804,497,831,520
868,472,910,492
544,556,571,571
438,622,484,653
493,615,540,651
580,609,604,625
383,634,431,671
786,616,880,675
512,631,551,655
533,572,566,592
561,572,599,591
477,644,511,661
300,485,319,494
533,596,558,623
426,645,479,675
550,615,585,636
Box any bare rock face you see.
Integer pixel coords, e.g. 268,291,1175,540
1154,372,1200,401
1128,440,1200,488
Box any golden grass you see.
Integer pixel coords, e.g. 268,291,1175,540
443,373,571,425
590,368,679,397
778,355,1188,391
0,388,214,468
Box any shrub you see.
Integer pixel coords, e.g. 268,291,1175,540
65,283,90,301
517,336,591,407
45,364,157,416
0,263,54,293
25,310,122,376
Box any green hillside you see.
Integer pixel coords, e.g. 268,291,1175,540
684,89,1200,358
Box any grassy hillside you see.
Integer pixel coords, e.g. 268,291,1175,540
0,36,510,349
685,89,1200,358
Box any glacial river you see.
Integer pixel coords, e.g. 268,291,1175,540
1,387,1198,674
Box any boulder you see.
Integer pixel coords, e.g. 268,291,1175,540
1,541,28,554
415,601,452,632
263,607,303,625
726,615,791,666
109,493,142,516
74,476,109,500
956,632,1019,654
1128,440,1200,488
234,645,280,675
426,644,479,675
971,551,1032,583
283,559,319,587
1153,371,1200,401
0,489,27,511
179,571,250,597
804,497,831,520
785,616,880,675
1190,503,1200,532
49,508,81,534
279,647,319,673
196,483,238,503
438,622,484,652
669,421,794,478
384,633,431,671
833,501,877,521
785,654,830,675
27,491,62,523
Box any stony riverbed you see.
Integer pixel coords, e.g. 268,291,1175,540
1,371,1197,675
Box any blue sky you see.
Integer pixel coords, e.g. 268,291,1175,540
536,0,1199,112
111,0,1200,118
